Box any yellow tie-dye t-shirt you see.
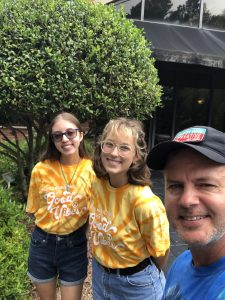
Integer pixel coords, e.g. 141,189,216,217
89,178,170,268
26,158,95,234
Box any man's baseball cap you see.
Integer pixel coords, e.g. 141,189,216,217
147,126,225,170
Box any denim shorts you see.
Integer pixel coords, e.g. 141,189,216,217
28,225,88,286
92,257,165,300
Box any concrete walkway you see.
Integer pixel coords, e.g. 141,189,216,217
151,170,188,275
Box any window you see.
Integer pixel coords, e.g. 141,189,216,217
155,86,174,143
144,0,200,27
112,0,225,31
211,89,225,131
203,0,225,30
114,0,142,19
175,87,209,132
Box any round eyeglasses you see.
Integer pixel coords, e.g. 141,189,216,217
101,140,133,156
51,128,80,142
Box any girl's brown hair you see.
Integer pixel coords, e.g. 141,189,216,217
93,118,151,186
41,112,87,161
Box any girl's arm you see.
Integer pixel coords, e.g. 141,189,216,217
151,249,170,270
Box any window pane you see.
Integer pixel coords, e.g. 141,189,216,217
203,0,225,31
144,0,200,27
175,87,209,132
155,86,174,143
211,90,225,131
114,0,142,19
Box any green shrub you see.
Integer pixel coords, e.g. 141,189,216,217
0,188,31,299
0,0,161,121
0,141,25,200
85,138,94,157
0,144,17,176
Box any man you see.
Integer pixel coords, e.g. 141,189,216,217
147,126,225,300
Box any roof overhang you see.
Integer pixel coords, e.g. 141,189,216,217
134,21,225,69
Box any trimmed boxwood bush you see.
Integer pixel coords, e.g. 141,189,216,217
0,0,161,120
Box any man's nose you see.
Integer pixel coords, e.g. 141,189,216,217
179,187,199,208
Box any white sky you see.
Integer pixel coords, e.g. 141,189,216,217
204,0,225,15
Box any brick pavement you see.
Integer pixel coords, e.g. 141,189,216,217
151,170,188,275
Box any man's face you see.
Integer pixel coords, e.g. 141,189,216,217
165,148,225,247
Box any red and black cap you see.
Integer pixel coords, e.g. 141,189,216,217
147,126,225,170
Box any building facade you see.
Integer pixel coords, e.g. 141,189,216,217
110,0,225,148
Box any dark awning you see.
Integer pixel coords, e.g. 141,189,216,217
134,21,225,69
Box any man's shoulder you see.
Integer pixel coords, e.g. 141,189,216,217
163,253,225,300
169,250,191,271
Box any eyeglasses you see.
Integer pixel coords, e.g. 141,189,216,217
51,128,80,142
101,140,133,156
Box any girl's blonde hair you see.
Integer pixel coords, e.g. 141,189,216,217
93,118,151,186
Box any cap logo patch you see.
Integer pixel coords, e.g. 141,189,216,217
174,128,206,143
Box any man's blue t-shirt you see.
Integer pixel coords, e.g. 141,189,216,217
163,250,225,300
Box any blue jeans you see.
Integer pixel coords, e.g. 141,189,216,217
92,257,166,300
28,225,88,285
